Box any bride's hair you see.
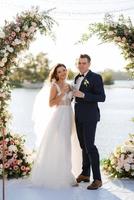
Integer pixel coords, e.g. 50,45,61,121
49,63,67,82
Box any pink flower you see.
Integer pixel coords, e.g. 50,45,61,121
8,36,13,41
0,92,6,98
108,31,115,36
0,70,4,75
17,160,22,165
26,167,30,171
21,32,26,38
13,160,18,165
122,37,126,42
13,166,19,170
21,166,26,171
114,36,122,42
4,163,10,169
5,40,10,44
131,43,134,48
11,32,16,37
5,150,12,156
10,140,15,145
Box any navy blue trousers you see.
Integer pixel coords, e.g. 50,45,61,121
75,118,101,181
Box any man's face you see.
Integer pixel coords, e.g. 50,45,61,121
78,58,90,74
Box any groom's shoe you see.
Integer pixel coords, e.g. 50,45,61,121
76,175,90,183
87,180,102,190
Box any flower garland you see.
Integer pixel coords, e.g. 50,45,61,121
0,132,33,179
102,134,134,178
80,14,134,76
0,7,54,178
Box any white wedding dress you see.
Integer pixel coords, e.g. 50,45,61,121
30,82,77,188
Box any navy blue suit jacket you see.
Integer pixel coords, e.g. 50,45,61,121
74,70,106,122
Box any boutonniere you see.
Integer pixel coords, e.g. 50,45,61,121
83,79,90,87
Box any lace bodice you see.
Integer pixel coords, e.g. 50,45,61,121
53,83,73,106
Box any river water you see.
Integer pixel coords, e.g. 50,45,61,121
9,80,134,159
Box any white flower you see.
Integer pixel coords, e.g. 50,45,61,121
124,163,130,172
0,164,3,169
116,166,122,173
121,146,128,153
30,13,35,18
84,79,89,87
23,25,29,31
15,27,20,32
6,45,14,53
131,164,134,170
111,158,116,165
131,172,134,176
25,156,33,163
31,22,37,27
14,38,21,45
8,145,17,152
0,61,5,67
108,31,114,36
122,37,126,42
4,52,9,57
5,138,9,142
0,31,5,38
2,57,7,63
29,26,36,33
21,41,26,46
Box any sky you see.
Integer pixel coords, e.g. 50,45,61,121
0,0,134,72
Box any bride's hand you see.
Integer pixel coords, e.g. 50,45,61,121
61,84,70,94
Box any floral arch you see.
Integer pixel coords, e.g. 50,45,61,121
0,7,55,178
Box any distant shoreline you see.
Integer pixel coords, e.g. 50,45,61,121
13,80,134,89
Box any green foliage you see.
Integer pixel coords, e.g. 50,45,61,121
80,14,134,76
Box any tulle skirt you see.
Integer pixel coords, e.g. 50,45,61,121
30,105,78,188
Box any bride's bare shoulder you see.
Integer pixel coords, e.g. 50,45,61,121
50,83,57,93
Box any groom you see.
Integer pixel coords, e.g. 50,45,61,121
73,54,106,190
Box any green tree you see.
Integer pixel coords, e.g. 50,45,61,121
100,69,114,85
67,68,76,80
10,52,50,87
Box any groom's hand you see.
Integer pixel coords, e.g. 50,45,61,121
73,90,85,98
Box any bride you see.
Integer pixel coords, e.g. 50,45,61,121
30,63,78,188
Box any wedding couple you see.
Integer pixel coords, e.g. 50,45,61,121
31,54,106,190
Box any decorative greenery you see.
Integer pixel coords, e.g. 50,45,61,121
0,132,33,179
0,7,54,178
102,134,134,178
79,14,134,76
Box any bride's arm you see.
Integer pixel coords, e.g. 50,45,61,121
49,85,65,107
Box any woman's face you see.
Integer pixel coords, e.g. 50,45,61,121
56,66,67,81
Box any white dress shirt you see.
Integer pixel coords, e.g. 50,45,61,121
75,70,89,90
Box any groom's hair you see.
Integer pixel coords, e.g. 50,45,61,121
79,54,91,63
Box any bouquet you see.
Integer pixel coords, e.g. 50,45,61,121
102,134,134,178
